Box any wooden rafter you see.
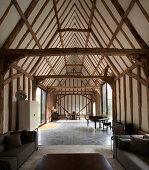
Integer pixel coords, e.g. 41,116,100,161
81,0,96,73
53,0,67,72
111,0,149,49
3,0,39,48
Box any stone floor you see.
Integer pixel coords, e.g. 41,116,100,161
38,119,113,145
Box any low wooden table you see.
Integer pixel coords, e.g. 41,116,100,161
35,153,113,170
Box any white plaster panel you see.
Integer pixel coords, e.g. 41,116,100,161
17,57,27,67
132,68,137,74
28,0,46,24
112,39,121,49
94,10,112,39
17,0,31,13
0,0,9,18
19,32,32,49
121,23,140,48
141,84,148,132
96,0,118,33
4,70,10,80
116,31,132,49
140,67,146,80
60,1,76,26
104,0,121,22
108,56,123,73
128,3,149,46
0,5,20,47
139,0,149,15
10,24,28,49
132,79,139,128
104,58,118,76
119,0,131,11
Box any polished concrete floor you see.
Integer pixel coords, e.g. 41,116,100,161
38,119,113,145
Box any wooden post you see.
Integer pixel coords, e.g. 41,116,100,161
123,75,126,123
28,78,30,100
32,80,37,101
137,65,142,130
112,80,117,121
118,79,121,121
0,57,4,133
9,68,13,131
129,73,133,124
147,80,149,129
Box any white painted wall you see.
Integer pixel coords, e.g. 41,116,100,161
3,69,33,133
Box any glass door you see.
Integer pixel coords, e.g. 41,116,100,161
36,88,46,125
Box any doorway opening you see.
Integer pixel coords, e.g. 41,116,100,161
36,88,46,125
102,83,112,120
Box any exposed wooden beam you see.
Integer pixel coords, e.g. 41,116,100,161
1,48,148,57
4,73,22,85
54,91,94,93
12,64,34,80
35,75,114,80
115,62,138,80
58,28,91,32
48,86,100,89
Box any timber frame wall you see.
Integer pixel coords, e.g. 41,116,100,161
0,0,149,133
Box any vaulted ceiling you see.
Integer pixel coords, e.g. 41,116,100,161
0,0,149,89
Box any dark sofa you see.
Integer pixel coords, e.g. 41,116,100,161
0,131,38,170
113,135,149,170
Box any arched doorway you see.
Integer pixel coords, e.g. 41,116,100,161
102,83,112,120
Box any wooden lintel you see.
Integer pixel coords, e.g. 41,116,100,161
54,91,94,93
47,86,99,89
35,75,114,81
0,48,148,57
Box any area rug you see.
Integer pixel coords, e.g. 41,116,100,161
19,145,124,170
39,123,58,129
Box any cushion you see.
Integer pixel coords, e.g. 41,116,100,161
0,135,5,152
144,134,149,139
130,136,149,156
118,138,131,150
21,132,34,144
11,130,34,144
0,157,17,170
5,133,22,150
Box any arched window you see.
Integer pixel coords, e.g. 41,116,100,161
102,83,112,118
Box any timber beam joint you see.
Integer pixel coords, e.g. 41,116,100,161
136,54,149,78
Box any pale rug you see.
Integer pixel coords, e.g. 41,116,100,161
19,145,124,170
39,124,58,129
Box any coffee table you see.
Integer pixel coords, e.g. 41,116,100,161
35,153,113,170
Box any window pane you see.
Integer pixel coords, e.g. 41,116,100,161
102,83,107,115
36,88,41,124
107,84,112,117
41,90,46,124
